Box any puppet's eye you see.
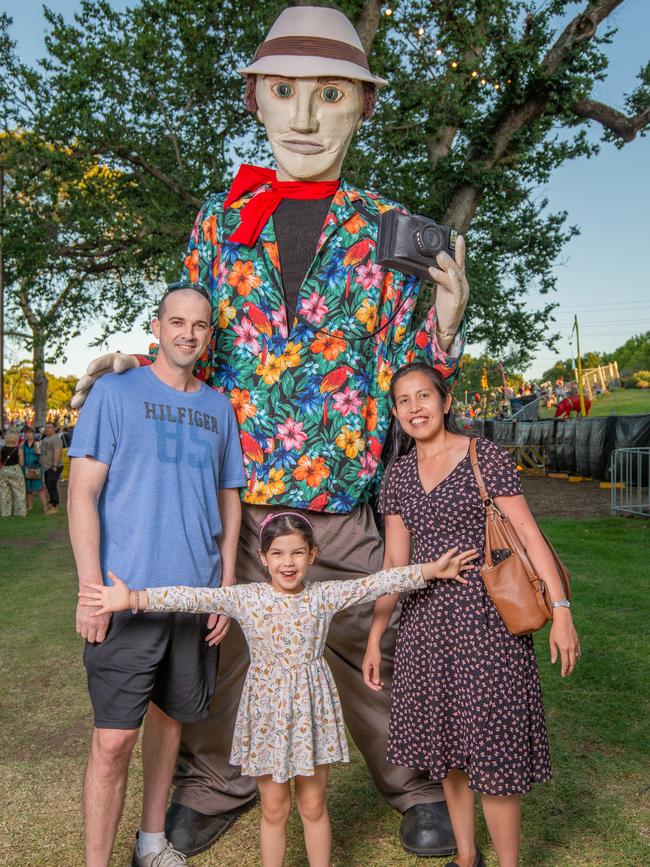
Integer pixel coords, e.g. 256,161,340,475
321,85,343,103
272,82,294,98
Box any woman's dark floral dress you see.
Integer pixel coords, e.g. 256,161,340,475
384,437,552,795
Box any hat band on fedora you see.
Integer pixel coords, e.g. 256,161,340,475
253,35,370,73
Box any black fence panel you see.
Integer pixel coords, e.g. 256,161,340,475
589,417,616,480
575,421,592,477
555,419,577,475
614,415,650,449
515,422,531,446
539,420,558,472
492,421,515,446
483,415,649,481
614,416,650,486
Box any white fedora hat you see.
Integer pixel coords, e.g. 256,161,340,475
239,6,388,87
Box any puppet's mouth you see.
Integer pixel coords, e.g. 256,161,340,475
280,139,325,154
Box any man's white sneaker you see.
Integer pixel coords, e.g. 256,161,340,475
131,838,187,866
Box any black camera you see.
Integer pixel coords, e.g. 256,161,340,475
377,210,458,282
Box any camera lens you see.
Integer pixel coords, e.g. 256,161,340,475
415,226,444,256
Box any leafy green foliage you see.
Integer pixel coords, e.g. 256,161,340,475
543,332,650,380
4,362,76,412
1,0,648,374
602,330,650,375
455,351,522,393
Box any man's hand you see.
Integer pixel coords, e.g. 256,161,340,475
205,613,231,647
76,601,111,643
428,234,469,349
71,352,139,409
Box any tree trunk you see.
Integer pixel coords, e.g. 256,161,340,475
32,339,48,427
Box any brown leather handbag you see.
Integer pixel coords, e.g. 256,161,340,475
469,438,571,635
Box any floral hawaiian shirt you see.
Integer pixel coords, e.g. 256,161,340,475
178,178,465,513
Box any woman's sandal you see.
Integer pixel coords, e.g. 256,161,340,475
444,851,484,867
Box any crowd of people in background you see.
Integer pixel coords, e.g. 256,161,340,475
0,418,75,517
454,376,586,423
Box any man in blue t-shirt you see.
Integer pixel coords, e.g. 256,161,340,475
68,285,245,867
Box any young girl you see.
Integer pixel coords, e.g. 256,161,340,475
80,511,477,867
362,362,581,867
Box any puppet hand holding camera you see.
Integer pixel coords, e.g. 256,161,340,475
377,211,469,351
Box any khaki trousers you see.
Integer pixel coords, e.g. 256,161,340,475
172,503,442,813
0,465,27,517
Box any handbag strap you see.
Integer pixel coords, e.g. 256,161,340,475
468,438,490,504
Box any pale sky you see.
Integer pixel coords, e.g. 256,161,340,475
4,0,650,380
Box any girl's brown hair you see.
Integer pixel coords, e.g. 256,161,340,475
259,512,317,553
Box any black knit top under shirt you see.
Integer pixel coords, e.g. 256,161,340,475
273,196,334,324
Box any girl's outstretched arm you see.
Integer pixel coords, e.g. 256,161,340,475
79,571,243,619
320,548,477,615
318,565,428,614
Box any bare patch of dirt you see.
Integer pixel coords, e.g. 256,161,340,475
521,475,612,519
12,717,92,762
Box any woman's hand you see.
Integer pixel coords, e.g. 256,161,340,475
362,640,384,691
422,547,478,584
549,609,580,677
78,570,132,615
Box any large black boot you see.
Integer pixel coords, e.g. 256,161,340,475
165,800,255,857
399,802,456,857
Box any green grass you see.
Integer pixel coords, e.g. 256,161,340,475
1,510,649,866
539,388,650,418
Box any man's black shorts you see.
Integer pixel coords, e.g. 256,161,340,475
84,610,219,729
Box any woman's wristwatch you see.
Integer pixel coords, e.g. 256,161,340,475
551,599,571,610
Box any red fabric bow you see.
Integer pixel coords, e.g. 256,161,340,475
224,164,340,247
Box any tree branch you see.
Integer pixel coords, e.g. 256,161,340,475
112,148,201,208
541,0,624,78
442,0,629,231
426,126,458,169
43,277,77,324
571,98,650,142
354,0,383,56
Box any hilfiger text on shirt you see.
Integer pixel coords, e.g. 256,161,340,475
144,401,221,433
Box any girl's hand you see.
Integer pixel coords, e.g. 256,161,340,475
78,571,131,615
549,609,580,677
362,641,383,691
422,547,478,584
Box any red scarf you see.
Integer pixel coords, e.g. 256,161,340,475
224,164,340,247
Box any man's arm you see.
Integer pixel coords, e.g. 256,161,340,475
204,487,242,647
218,487,242,587
68,457,111,643
53,438,63,467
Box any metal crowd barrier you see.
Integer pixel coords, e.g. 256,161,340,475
610,447,650,517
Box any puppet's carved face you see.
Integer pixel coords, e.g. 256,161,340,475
255,75,364,182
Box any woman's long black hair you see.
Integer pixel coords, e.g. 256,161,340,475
379,362,458,514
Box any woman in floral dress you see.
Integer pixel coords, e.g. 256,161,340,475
80,511,476,867
363,363,580,867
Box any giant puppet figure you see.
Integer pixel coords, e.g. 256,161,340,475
73,6,470,858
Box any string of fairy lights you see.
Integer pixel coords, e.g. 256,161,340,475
383,6,511,91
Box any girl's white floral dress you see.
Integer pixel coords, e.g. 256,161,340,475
147,565,426,782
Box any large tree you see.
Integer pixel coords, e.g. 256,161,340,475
1,0,648,378
0,127,158,423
